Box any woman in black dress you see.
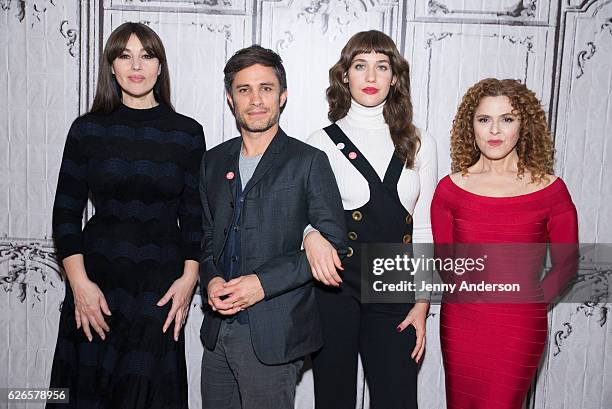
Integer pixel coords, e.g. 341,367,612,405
47,22,204,408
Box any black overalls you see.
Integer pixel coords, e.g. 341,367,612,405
312,124,418,409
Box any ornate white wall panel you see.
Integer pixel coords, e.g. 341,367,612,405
0,238,65,409
554,0,612,242
535,303,611,409
1,0,80,240
406,22,555,177
536,2,612,406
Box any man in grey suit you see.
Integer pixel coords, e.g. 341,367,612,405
199,45,347,408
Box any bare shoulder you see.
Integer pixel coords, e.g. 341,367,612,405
525,173,559,192
449,171,466,187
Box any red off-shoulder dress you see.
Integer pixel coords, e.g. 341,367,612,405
431,175,578,409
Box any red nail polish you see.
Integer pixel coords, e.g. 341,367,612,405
396,326,402,332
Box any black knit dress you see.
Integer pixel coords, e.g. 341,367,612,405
47,103,204,409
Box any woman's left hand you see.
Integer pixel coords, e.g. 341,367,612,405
157,270,198,341
396,302,429,363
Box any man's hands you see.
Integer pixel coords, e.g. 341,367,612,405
303,230,343,287
207,274,265,315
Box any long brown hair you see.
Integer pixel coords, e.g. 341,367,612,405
451,78,554,183
327,30,419,168
90,22,173,113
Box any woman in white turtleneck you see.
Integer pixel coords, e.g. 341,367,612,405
303,31,437,409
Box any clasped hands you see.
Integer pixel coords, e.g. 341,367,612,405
207,274,265,315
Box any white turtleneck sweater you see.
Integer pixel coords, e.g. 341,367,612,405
306,100,437,243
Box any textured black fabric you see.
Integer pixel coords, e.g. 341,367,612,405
312,124,417,409
47,103,205,409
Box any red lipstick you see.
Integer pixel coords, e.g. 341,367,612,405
487,139,503,147
362,87,379,95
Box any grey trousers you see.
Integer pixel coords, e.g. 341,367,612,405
201,319,304,409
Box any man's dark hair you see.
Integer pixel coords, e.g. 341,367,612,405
223,45,287,94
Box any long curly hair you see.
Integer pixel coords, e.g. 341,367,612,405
451,78,554,183
327,30,419,168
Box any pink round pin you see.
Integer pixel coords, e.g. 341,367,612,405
226,171,235,180
348,151,358,160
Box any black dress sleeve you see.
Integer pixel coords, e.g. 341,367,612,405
178,124,206,261
52,119,88,261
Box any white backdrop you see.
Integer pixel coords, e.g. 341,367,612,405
1,1,611,408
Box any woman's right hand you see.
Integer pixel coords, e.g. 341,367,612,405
70,278,111,342
303,230,343,287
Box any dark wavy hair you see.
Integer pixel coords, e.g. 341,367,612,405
451,78,554,183
327,30,419,168
90,22,173,113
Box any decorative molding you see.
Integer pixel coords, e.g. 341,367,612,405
60,20,79,59
294,0,399,41
565,0,612,16
0,0,56,26
199,22,233,41
296,0,365,39
493,33,535,51
105,0,247,15
552,322,572,357
275,30,295,55
137,19,235,42
565,0,598,11
576,302,609,327
427,0,450,15
424,31,454,49
131,0,232,5
575,18,612,79
572,268,611,305
427,0,537,18
0,239,62,307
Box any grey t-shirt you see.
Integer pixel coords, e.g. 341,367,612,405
239,152,263,190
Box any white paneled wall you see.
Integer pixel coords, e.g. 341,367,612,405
1,0,79,239
0,1,610,409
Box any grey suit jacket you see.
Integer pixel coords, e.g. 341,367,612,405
199,128,347,365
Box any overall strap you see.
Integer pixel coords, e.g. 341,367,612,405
383,153,405,187
323,124,382,185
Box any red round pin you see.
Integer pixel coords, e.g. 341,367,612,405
348,151,357,160
226,171,235,180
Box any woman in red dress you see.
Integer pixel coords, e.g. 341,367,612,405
431,78,578,409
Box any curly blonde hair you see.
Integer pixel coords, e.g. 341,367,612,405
451,78,554,183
